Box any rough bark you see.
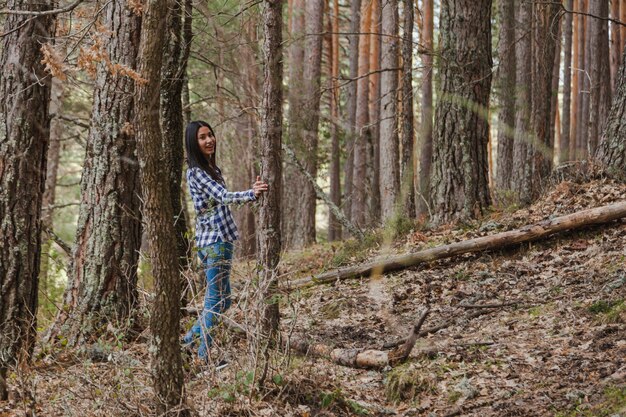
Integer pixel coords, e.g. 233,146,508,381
495,0,516,191
610,0,621,89
578,2,591,158
258,0,284,336
328,0,342,241
570,0,581,160
417,0,434,217
352,0,372,228
400,0,415,219
430,0,493,223
561,0,573,163
586,0,611,155
369,0,382,224
288,201,626,288
53,1,143,346
161,0,192,293
135,0,186,413
379,0,400,222
0,0,54,400
596,43,626,173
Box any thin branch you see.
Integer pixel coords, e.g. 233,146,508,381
536,1,626,27
0,0,84,16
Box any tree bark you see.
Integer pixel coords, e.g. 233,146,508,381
258,0,284,337
417,0,434,217
578,2,591,158
54,1,143,345
379,0,400,222
369,0,382,224
328,0,342,241
135,0,186,413
495,0,516,191
596,43,626,173
586,0,611,155
287,201,626,288
0,0,54,400
431,0,493,223
610,0,621,90
570,0,581,160
400,0,416,219
561,0,573,163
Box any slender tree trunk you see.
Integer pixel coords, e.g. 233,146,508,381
431,0,493,223
579,2,591,158
587,0,611,155
344,0,362,225
512,0,532,204
380,0,400,222
610,0,621,89
259,0,284,338
495,0,516,191
0,0,54,400
570,0,580,160
352,1,372,227
417,0,434,217
550,19,562,164
400,0,415,218
54,1,143,345
561,0,573,163
369,0,382,225
161,0,192,303
329,0,342,241
595,43,626,173
575,0,588,159
135,0,186,413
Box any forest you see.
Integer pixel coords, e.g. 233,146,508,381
0,0,625,415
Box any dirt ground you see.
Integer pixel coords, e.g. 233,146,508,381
1,177,625,416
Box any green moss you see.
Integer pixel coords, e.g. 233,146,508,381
385,362,436,404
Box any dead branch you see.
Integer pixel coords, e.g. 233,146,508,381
286,201,626,288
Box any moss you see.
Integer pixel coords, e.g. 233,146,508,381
384,362,436,404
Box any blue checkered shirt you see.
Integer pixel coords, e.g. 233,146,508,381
187,167,256,248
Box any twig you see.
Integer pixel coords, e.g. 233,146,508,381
1,0,84,15
458,301,520,309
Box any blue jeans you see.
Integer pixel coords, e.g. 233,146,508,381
184,240,233,360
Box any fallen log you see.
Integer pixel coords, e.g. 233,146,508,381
286,201,626,288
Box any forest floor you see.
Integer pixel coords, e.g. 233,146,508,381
2,176,625,417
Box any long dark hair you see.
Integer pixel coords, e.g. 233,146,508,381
185,120,224,184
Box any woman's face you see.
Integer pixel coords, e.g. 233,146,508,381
197,126,215,158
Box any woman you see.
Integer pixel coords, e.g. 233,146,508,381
183,120,268,362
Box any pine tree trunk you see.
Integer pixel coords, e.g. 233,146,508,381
561,0,573,163
329,0,342,241
495,0,516,191
400,0,416,219
610,0,621,89
550,19,562,163
587,0,611,155
0,0,54,400
417,0,434,217
352,1,372,227
55,2,143,345
135,0,186,413
575,0,588,159
579,3,591,158
259,0,284,337
379,0,400,222
369,0,382,224
161,0,192,303
570,0,581,160
431,0,493,223
596,43,626,173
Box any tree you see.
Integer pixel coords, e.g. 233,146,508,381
596,43,626,173
0,0,55,400
609,0,621,88
369,0,382,223
417,0,434,217
379,0,400,222
400,0,415,219
328,0,342,241
135,0,186,412
495,0,516,191
53,0,143,345
430,0,493,223
561,0,573,163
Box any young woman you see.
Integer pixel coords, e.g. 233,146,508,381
183,120,268,362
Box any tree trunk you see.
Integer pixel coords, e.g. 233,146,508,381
610,0,621,90
550,18,562,164
417,0,434,217
578,2,591,158
570,0,581,160
135,0,186,413
352,1,372,228
288,201,626,288
329,0,342,241
379,0,400,222
400,0,416,219
344,0,362,225
586,0,611,155
431,0,493,223
561,0,573,163
596,43,626,173
369,0,382,224
495,0,516,191
0,0,54,400
54,1,143,345
258,0,284,338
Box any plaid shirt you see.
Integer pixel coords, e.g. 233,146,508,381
187,167,256,248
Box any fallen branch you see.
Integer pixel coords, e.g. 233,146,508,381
286,201,626,288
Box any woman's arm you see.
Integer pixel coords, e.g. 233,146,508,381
189,168,256,205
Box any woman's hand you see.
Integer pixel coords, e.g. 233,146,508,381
253,176,269,198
